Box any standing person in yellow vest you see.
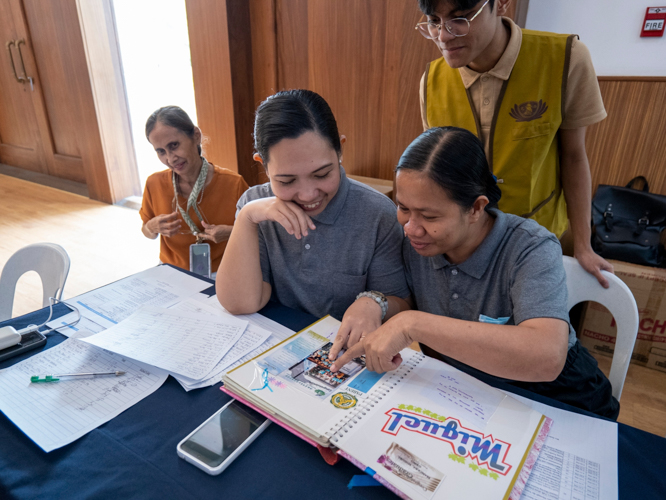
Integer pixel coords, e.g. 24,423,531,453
417,0,613,287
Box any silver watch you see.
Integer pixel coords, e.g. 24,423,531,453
356,291,388,320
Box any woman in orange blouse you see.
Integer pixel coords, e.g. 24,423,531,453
140,106,248,272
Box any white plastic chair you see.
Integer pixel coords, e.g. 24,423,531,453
0,243,70,321
563,256,639,401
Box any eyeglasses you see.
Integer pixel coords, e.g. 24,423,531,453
415,0,490,39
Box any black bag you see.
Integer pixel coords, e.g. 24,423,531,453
591,176,666,267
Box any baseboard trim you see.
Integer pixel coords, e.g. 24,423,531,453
0,163,89,198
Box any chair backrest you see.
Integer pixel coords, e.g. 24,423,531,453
562,256,639,401
0,243,70,322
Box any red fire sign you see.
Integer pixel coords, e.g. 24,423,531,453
641,7,666,37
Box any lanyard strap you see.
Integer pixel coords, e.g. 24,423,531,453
172,157,209,236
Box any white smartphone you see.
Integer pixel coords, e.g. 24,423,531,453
189,242,211,278
177,399,270,475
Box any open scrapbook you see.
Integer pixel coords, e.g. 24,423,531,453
222,316,551,500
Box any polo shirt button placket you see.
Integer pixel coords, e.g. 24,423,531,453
451,269,458,276
305,244,311,250
452,293,459,300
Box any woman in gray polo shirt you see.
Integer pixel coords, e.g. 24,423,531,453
216,90,410,343
331,127,618,419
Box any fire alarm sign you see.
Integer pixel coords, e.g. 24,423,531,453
641,7,666,37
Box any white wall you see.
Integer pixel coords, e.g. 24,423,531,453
526,0,666,76
113,0,198,189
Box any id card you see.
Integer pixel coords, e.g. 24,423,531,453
190,242,211,278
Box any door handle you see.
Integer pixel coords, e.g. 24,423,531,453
15,39,30,82
5,40,25,83
15,39,34,90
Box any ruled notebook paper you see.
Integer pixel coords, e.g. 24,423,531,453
0,339,168,452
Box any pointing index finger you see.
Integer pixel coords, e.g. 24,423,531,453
329,324,352,361
330,341,366,372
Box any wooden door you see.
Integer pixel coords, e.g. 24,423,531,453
0,0,49,173
21,0,89,183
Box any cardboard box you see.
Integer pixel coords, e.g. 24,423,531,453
579,260,666,371
647,346,666,373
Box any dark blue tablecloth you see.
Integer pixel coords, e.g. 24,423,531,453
1,269,665,499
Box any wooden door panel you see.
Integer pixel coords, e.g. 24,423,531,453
0,0,48,173
23,0,82,158
22,0,87,182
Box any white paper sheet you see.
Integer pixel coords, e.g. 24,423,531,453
81,307,247,380
0,339,168,452
505,392,618,500
45,311,106,338
65,266,210,328
203,295,295,339
170,298,294,390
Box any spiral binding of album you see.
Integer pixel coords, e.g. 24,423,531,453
325,351,426,446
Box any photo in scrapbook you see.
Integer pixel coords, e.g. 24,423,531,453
256,329,372,400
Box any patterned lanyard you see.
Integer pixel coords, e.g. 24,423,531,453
172,157,209,239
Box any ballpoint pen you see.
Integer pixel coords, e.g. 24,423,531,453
30,371,126,383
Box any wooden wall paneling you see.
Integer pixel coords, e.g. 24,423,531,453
0,0,49,174
186,0,238,173
272,0,439,181
307,1,385,176
378,0,442,178
225,1,258,185
186,0,258,184
249,0,278,106
275,0,309,90
22,0,86,183
586,78,666,196
75,0,140,203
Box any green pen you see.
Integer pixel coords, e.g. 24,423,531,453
30,371,126,383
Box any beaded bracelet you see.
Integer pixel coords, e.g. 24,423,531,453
356,291,388,320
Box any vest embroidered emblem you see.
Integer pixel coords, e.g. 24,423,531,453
509,100,548,122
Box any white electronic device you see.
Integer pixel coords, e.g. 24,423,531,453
0,326,21,350
177,399,270,475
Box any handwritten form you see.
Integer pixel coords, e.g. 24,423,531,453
507,392,618,500
421,364,504,428
65,266,210,329
169,298,293,390
0,339,168,452
82,307,247,381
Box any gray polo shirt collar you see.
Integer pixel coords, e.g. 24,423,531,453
430,209,506,279
309,165,350,226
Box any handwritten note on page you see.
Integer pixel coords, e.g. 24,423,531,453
82,307,248,380
0,339,168,452
421,363,505,428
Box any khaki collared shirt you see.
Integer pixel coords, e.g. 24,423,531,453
420,18,607,158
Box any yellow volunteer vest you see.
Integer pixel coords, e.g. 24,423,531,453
425,30,575,238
